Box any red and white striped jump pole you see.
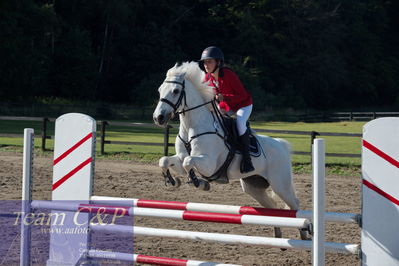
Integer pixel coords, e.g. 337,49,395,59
90,196,359,224
30,200,310,229
87,251,240,266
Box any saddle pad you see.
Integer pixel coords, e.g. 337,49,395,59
234,134,261,157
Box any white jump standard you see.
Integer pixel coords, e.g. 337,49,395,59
361,118,399,266
20,113,399,265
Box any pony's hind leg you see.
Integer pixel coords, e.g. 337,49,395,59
269,173,310,240
240,175,283,239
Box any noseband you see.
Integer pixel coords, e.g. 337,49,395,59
159,79,213,115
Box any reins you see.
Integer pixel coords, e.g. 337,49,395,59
176,100,226,155
177,100,213,115
160,79,214,116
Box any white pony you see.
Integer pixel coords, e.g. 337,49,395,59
153,62,306,239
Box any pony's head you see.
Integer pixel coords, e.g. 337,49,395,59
153,62,214,126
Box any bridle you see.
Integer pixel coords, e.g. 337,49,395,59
159,80,187,114
159,78,229,154
159,79,213,116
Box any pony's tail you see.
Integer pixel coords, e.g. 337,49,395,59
275,138,295,210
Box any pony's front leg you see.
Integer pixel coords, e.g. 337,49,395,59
182,155,217,191
159,155,186,187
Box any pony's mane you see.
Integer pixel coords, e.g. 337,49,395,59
166,61,214,102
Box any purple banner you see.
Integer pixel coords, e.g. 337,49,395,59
1,200,134,265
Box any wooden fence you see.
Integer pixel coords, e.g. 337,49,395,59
97,121,362,158
0,115,364,159
328,112,399,121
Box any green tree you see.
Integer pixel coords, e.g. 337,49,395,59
0,0,57,99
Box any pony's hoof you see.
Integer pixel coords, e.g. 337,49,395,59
203,181,210,191
198,179,210,191
173,177,182,188
188,180,210,191
274,227,282,239
165,177,182,188
300,228,310,240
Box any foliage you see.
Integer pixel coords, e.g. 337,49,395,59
0,0,398,111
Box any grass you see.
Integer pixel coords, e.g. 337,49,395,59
0,119,366,176
252,121,365,166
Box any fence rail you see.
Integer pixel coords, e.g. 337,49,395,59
328,111,399,121
0,115,373,159
0,112,399,158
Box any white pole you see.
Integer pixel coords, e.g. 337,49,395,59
87,250,241,265
90,225,359,255
20,128,34,266
313,139,325,266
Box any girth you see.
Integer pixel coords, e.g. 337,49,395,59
178,131,235,183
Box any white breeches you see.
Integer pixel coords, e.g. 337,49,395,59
236,104,252,136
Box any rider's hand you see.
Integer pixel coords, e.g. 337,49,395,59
215,93,224,101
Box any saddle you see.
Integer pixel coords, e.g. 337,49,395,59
199,115,261,184
220,115,261,157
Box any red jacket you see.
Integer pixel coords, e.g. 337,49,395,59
204,67,252,112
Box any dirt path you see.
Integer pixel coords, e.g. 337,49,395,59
0,151,361,265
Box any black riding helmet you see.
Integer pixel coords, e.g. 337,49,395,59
198,46,224,73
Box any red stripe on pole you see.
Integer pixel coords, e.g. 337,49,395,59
78,204,130,215
239,206,298,217
137,199,188,210
363,179,399,207
135,199,299,218
52,157,92,190
53,132,93,165
183,211,242,224
363,140,399,168
136,254,187,266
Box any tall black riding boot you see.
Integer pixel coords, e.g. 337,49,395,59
239,129,255,173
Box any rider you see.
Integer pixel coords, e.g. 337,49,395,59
198,46,255,174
